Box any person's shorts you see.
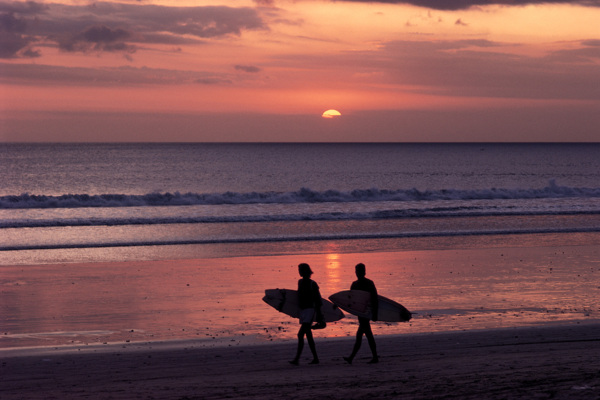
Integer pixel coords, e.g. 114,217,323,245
299,308,315,324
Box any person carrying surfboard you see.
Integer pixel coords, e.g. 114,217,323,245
290,263,324,365
344,263,379,364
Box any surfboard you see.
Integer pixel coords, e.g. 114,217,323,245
329,290,412,322
263,289,345,322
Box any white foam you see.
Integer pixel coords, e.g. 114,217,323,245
2,180,599,210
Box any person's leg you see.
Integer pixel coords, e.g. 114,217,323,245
290,326,306,365
305,327,319,364
363,322,378,363
344,322,365,364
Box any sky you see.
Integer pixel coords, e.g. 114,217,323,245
1,0,599,142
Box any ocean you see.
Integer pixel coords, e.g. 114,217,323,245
2,143,600,264
1,143,599,348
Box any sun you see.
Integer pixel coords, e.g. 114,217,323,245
322,109,342,118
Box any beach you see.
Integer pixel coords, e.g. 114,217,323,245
2,323,599,399
2,237,600,399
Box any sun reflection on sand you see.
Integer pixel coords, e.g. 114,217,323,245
324,252,342,290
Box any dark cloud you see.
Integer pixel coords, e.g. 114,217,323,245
339,0,600,10
58,25,136,54
0,5,41,58
195,77,233,85
64,2,267,39
0,1,266,57
21,47,40,58
0,32,34,58
0,10,27,33
81,25,131,43
0,2,47,15
235,65,262,73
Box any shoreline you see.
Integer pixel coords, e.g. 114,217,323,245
4,231,600,267
2,323,599,399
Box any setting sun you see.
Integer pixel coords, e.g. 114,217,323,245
322,109,342,119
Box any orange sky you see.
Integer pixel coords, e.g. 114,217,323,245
1,0,599,141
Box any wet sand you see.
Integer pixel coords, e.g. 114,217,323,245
3,237,600,349
2,323,599,399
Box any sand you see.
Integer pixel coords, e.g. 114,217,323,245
2,323,599,400
2,235,600,398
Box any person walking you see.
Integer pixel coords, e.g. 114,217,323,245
344,263,379,364
290,263,323,365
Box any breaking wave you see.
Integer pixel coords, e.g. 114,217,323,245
2,208,600,229
2,181,599,210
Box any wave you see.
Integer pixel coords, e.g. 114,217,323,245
2,226,599,252
2,208,600,229
2,181,600,209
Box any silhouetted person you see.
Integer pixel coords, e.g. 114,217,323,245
344,263,379,364
290,263,323,365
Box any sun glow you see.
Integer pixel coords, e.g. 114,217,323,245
322,109,342,118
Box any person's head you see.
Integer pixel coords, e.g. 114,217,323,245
298,263,313,279
355,263,366,279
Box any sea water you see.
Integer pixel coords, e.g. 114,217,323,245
2,143,600,264
1,143,599,348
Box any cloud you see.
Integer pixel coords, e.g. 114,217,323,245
58,25,136,54
0,3,44,58
338,0,600,10
544,40,600,63
195,77,233,85
0,10,27,33
582,39,600,47
376,39,600,100
0,2,47,15
254,0,276,6
0,63,234,87
234,65,262,73
0,32,36,58
0,1,267,57
82,3,266,39
276,38,600,101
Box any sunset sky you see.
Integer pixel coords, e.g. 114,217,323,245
1,0,599,142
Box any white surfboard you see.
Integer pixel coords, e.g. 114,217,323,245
263,289,345,322
329,290,412,322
